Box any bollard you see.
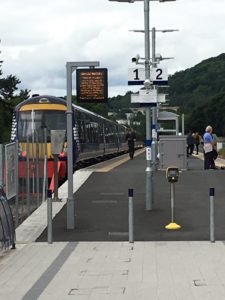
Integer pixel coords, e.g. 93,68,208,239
47,189,53,244
209,187,215,243
128,188,134,243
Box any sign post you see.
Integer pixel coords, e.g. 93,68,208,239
66,61,100,229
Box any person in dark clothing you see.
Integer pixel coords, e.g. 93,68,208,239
194,132,201,155
186,131,195,156
126,128,136,159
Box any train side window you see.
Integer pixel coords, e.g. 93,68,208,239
85,115,91,143
76,111,86,144
99,122,104,144
91,119,99,144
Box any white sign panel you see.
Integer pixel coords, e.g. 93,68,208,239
151,67,168,85
128,68,145,85
131,89,157,104
146,147,151,160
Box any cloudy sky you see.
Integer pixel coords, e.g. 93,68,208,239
0,0,225,97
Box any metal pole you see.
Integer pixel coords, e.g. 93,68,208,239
15,140,19,228
42,154,47,203
66,63,75,229
53,154,59,201
47,189,53,244
36,140,40,206
175,117,179,135
209,187,215,243
151,27,158,171
170,183,175,223
144,0,153,210
128,188,134,243
66,61,99,229
26,136,30,216
0,144,3,188
44,127,48,201
182,113,185,135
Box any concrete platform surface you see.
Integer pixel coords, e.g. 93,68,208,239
1,150,225,299
1,241,225,300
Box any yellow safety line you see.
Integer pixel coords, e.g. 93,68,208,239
96,148,145,173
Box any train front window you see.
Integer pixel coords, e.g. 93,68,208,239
18,110,66,141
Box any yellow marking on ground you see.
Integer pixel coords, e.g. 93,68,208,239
96,148,145,172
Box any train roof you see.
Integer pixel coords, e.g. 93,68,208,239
15,95,66,110
15,95,126,128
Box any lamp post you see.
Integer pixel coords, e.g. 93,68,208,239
129,28,178,171
108,0,176,211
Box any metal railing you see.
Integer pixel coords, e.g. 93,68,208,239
0,129,48,229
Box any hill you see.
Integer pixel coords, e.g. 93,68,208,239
167,53,225,135
168,53,225,109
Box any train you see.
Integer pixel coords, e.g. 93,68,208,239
10,95,131,183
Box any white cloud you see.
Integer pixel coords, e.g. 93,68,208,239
0,0,225,97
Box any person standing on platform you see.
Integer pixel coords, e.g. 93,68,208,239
126,128,136,160
194,132,201,155
203,125,216,169
186,131,195,156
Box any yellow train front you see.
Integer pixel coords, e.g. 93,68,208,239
11,96,68,184
11,95,128,189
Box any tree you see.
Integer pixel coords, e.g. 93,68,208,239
0,50,30,142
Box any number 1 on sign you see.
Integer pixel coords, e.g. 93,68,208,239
133,69,139,80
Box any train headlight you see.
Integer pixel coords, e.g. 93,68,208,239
59,151,67,157
21,151,27,157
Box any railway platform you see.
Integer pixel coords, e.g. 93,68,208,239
1,150,225,299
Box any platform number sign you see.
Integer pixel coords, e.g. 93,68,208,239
128,68,145,85
128,67,168,86
151,67,168,85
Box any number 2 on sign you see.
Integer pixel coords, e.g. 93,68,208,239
156,68,163,80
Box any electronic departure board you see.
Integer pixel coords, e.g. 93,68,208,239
76,68,108,103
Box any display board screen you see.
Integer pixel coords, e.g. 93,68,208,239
76,68,108,103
